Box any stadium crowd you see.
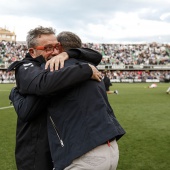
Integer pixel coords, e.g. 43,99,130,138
101,70,170,82
0,40,170,83
83,42,170,65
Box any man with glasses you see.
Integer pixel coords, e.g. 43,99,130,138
9,31,125,170
8,26,102,170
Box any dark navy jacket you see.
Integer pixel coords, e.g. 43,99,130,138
8,48,102,170
47,58,125,170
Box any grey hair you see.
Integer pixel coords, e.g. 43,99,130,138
26,26,56,48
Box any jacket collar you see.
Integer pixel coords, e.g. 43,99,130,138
7,53,46,72
25,53,46,64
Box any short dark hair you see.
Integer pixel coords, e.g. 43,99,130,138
57,31,82,51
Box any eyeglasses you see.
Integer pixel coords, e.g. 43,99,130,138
35,42,62,52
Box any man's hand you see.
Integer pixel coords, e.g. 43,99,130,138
45,52,69,71
88,64,102,82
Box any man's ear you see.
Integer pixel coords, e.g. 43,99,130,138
29,48,36,58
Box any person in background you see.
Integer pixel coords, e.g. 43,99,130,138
166,87,170,94
103,71,118,94
148,83,157,88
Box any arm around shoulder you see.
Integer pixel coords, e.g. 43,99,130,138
67,48,102,66
16,62,92,95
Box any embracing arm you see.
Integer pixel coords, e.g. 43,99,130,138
16,62,96,95
45,48,102,71
10,64,93,121
9,87,46,122
67,48,102,66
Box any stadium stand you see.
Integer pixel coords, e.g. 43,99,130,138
0,40,170,83
0,28,16,42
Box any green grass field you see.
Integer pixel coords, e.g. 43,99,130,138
0,83,170,170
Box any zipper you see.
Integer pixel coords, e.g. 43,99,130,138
49,116,64,147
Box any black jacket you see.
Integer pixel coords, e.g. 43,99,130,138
103,75,112,91
8,48,102,170
47,58,125,170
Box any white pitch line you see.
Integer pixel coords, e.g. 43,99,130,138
0,106,14,110
0,90,10,91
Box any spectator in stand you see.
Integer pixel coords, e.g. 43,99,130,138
1,40,170,83
2,40,170,67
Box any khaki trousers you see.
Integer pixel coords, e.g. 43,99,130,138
64,140,119,170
